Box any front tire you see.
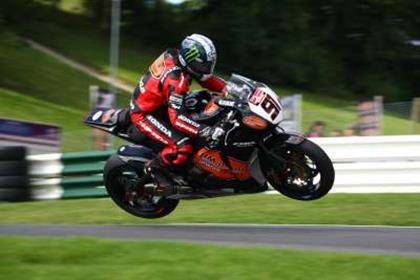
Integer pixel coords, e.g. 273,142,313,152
104,155,179,219
262,139,335,200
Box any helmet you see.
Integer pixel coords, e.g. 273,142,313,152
179,34,217,77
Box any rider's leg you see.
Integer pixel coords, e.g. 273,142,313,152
130,112,193,194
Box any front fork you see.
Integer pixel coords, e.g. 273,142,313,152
254,131,306,183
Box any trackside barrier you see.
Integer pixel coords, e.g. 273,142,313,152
25,135,420,200
0,146,30,201
28,150,113,200
310,135,420,193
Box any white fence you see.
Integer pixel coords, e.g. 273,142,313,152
26,135,420,197
311,135,420,193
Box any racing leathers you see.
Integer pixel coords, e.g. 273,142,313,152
130,48,226,169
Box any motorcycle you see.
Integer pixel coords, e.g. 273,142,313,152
84,74,335,219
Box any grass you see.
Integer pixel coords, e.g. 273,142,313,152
1,194,420,226
0,237,419,280
17,21,156,84
0,29,129,111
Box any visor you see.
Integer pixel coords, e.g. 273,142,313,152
188,60,214,75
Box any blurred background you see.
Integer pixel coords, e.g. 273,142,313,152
1,1,420,279
1,0,419,153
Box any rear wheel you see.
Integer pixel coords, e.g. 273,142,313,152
262,139,334,200
104,155,179,219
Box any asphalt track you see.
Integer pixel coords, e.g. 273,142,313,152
1,224,420,256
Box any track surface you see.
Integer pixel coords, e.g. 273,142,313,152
1,224,420,256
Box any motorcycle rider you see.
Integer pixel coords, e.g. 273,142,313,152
130,34,227,195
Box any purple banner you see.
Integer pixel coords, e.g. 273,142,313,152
0,118,60,146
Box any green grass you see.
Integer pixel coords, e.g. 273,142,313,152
18,22,156,84
0,29,129,111
0,88,91,151
0,237,419,280
1,194,420,226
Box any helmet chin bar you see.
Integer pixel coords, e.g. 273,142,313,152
178,55,187,67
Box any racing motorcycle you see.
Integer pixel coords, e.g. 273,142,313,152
84,74,335,219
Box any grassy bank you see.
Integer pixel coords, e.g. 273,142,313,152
1,194,420,226
0,30,117,110
0,237,419,280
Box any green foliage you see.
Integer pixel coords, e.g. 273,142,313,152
2,0,419,100
196,0,420,100
1,237,420,280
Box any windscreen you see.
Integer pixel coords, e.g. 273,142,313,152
226,74,258,101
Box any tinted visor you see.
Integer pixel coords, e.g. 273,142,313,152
188,60,214,75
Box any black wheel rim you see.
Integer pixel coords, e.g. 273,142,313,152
267,148,321,198
109,166,166,214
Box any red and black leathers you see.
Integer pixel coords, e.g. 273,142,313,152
130,49,226,166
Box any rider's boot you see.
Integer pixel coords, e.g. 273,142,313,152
145,157,176,196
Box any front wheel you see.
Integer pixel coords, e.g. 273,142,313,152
104,155,179,219
261,139,335,200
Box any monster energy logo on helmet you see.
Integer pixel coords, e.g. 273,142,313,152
179,34,217,75
184,46,200,63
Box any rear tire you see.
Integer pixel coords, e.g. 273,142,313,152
104,155,179,219
262,139,334,200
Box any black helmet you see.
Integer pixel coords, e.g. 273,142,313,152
179,34,217,77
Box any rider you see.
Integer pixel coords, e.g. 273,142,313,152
130,34,227,194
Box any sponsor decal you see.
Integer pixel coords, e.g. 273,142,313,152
149,54,166,78
232,141,256,147
92,111,103,121
218,99,235,107
145,115,172,138
139,80,145,93
184,46,200,63
170,103,181,110
249,88,266,105
138,121,169,145
178,115,200,128
175,120,198,134
193,148,251,180
169,95,183,109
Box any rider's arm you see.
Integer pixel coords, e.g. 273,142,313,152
198,74,227,94
165,71,205,137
